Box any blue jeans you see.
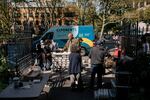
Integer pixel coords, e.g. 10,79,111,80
90,64,103,89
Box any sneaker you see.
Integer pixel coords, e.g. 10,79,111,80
75,81,78,85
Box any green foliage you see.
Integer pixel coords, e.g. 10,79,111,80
13,0,26,3
0,47,8,73
0,46,9,87
123,6,150,23
143,7,150,23
0,3,13,35
0,81,7,92
87,0,149,36
92,0,130,36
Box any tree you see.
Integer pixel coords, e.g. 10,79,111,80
143,7,150,23
0,46,7,73
91,0,124,38
77,0,92,25
0,3,13,38
0,1,12,85
89,0,149,38
0,0,25,82
122,0,150,33
85,7,96,26
45,0,64,26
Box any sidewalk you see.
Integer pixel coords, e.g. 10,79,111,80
47,67,95,100
38,57,115,100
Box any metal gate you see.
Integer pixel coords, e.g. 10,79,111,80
121,21,150,57
7,33,32,69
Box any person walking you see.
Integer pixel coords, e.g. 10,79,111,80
68,43,82,90
89,41,106,89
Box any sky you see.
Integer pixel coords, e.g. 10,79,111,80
66,0,77,2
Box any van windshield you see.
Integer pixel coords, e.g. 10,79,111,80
42,32,54,40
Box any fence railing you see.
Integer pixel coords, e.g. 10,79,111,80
7,33,32,69
121,22,150,57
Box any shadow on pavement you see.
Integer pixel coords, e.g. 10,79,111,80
48,87,94,100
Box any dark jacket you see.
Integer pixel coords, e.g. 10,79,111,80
69,53,82,74
89,46,106,64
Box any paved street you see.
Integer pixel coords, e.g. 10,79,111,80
37,56,115,100
0,0,150,100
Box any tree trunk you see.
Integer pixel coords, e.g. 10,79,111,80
82,8,85,25
100,15,105,39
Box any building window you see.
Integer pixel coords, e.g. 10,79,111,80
57,8,62,14
64,12,75,17
23,13,27,17
16,20,22,25
64,20,71,25
14,13,21,18
140,2,144,7
147,0,150,5
48,20,51,24
17,13,21,18
35,20,39,25
35,12,39,18
23,20,28,26
59,20,62,25
46,13,50,17
134,2,139,9
41,20,45,24
14,13,18,18
41,13,45,18
30,21,33,27
29,13,33,17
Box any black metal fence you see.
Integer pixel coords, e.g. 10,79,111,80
116,22,150,99
120,22,150,57
7,29,33,70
